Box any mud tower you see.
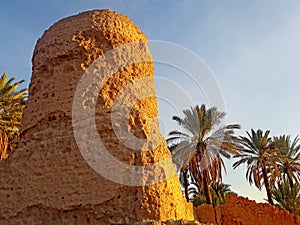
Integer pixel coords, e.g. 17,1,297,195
0,10,198,224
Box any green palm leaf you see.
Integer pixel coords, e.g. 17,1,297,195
0,73,27,160
233,129,281,205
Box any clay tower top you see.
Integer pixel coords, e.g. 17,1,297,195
21,9,148,135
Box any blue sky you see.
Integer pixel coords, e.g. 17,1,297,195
1,1,300,202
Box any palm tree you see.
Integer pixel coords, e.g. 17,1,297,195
0,73,27,160
272,135,300,188
233,129,280,205
167,104,241,204
272,180,300,215
191,182,233,206
210,182,233,206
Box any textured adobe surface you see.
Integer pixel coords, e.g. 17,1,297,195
195,194,300,225
0,10,194,224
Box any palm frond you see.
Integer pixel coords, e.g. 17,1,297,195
0,72,27,160
168,104,241,204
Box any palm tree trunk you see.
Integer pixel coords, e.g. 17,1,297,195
288,175,294,189
262,164,274,205
203,169,213,204
182,169,189,202
196,143,213,204
0,133,8,160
